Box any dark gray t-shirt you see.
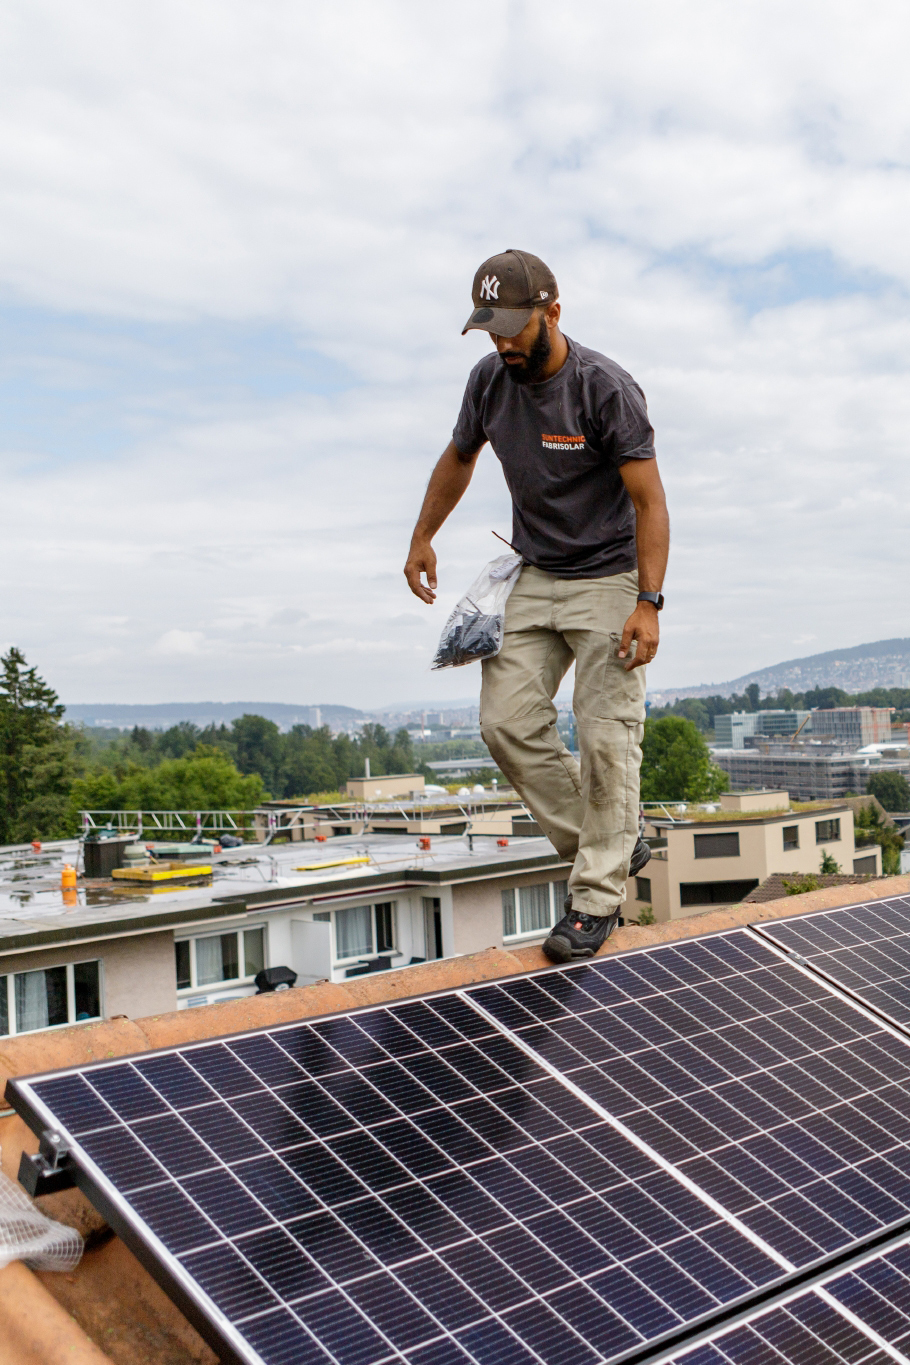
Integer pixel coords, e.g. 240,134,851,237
452,336,655,578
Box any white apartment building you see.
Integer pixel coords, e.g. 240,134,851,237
630,790,880,922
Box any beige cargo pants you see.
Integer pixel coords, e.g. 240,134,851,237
480,565,646,916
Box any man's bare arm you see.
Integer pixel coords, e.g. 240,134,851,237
617,457,670,671
404,439,483,603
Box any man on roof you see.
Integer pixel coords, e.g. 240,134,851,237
404,249,670,962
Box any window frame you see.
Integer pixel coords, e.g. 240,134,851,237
635,876,652,903
679,879,760,907
693,831,740,859
316,903,400,964
502,881,568,941
815,818,841,845
175,926,267,994
782,825,799,851
0,959,103,1037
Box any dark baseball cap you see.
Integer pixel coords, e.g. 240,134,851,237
462,249,559,337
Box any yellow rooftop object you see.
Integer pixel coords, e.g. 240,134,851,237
111,862,212,883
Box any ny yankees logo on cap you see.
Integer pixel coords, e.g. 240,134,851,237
462,249,559,338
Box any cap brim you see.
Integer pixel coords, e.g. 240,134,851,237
462,306,534,338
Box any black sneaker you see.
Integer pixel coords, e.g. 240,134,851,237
543,905,621,963
629,836,651,878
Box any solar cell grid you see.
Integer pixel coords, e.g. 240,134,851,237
667,1231,910,1365
468,930,910,1270
24,991,786,1365
668,1294,895,1365
754,899,910,1032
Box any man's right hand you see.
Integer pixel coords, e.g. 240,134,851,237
404,539,437,603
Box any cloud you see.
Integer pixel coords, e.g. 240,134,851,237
1,0,909,704
152,630,206,657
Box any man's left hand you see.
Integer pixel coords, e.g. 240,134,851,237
618,603,659,671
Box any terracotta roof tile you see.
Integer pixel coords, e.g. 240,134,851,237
2,872,909,1364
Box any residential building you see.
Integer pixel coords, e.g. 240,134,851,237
713,747,910,800
713,710,811,748
631,789,880,921
0,828,572,1038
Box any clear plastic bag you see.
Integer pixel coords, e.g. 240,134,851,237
0,1162,83,1272
431,553,523,670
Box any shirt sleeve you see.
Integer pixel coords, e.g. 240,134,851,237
452,369,486,456
597,376,655,464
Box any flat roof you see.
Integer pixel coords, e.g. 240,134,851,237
0,832,569,955
648,801,847,828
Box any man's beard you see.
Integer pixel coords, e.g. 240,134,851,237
501,315,551,384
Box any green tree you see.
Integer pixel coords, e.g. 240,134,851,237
854,799,905,875
803,686,851,710
867,772,910,812
0,648,79,842
230,715,284,793
820,850,841,873
282,725,344,797
68,746,266,824
640,717,729,802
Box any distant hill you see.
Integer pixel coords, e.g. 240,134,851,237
652,638,910,703
65,702,364,731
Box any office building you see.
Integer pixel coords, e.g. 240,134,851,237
713,747,910,800
810,707,892,747
713,710,811,749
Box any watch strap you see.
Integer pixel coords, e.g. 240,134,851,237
637,591,664,611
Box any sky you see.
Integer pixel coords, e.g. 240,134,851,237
1,0,909,709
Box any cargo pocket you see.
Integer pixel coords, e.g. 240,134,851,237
596,633,645,722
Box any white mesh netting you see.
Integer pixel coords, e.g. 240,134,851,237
0,1162,83,1271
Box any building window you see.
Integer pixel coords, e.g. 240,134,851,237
679,880,759,907
175,927,266,992
816,819,841,844
327,903,398,962
375,903,395,954
0,961,102,1036
853,854,877,874
422,898,442,961
502,881,568,939
335,905,372,960
635,876,652,902
783,826,799,851
693,832,740,859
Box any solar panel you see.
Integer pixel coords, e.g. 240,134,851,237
753,898,910,1033
467,930,910,1271
8,992,788,1365
667,1231,910,1365
667,1288,897,1364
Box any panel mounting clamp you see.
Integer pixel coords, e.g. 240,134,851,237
18,1129,78,1197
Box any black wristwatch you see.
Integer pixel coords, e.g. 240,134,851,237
637,591,664,611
